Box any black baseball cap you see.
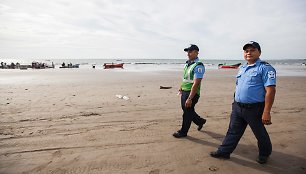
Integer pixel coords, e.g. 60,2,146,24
184,44,199,52
243,41,261,52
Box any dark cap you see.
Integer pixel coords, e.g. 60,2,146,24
184,44,199,52
243,41,261,52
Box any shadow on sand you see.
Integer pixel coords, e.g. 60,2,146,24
186,130,306,174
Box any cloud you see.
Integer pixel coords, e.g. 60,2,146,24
0,0,305,59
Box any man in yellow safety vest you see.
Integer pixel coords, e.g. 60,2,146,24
173,44,207,138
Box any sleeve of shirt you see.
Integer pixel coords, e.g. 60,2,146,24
193,65,205,79
262,65,276,86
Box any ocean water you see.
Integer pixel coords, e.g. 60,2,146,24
1,58,305,65
1,58,306,76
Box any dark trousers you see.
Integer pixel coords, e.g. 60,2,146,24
180,91,205,134
218,102,272,156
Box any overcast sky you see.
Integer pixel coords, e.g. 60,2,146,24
0,0,306,59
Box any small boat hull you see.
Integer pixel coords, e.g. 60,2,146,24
60,64,80,68
103,63,124,69
218,65,239,69
218,63,241,69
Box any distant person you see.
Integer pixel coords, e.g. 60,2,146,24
62,62,65,67
210,41,276,164
10,62,15,69
52,62,55,68
173,44,207,138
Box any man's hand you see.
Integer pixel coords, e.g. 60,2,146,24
262,112,272,125
178,87,182,95
184,78,201,108
185,99,192,108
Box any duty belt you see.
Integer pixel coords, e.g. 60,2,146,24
235,101,265,108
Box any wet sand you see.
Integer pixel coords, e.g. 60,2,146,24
0,68,305,174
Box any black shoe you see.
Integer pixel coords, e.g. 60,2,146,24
197,119,207,131
256,156,269,164
210,151,230,159
173,131,187,138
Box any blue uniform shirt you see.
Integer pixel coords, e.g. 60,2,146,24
186,58,205,79
235,58,276,103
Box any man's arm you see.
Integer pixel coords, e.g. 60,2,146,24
185,78,202,108
262,86,276,125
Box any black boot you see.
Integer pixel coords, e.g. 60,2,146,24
210,151,230,159
256,155,269,164
197,119,207,131
173,130,187,138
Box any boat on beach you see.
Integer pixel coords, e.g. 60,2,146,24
103,63,124,69
32,61,55,69
19,65,31,70
60,62,79,68
218,63,241,69
0,61,54,69
60,64,80,68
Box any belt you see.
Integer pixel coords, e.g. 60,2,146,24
235,101,265,108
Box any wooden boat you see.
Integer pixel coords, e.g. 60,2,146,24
60,64,80,68
32,62,54,69
103,63,124,69
218,63,241,69
20,65,31,70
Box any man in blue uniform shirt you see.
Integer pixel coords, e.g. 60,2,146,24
210,41,276,164
173,44,207,138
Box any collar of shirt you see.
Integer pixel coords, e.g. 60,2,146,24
239,58,262,75
186,57,199,66
242,58,262,68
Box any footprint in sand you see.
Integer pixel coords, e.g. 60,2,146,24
209,166,219,172
52,150,62,158
149,169,160,174
280,143,288,148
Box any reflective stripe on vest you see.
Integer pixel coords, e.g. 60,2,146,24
181,61,202,95
183,62,200,82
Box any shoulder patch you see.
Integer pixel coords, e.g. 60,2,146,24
268,71,275,79
197,67,204,73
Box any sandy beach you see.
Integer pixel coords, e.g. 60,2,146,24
0,67,306,174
